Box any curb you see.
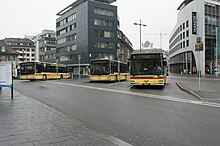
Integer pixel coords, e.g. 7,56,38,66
176,82,203,100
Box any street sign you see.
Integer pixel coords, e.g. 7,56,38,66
195,37,203,51
78,55,81,61
195,43,203,51
196,37,202,43
0,61,13,99
0,62,12,86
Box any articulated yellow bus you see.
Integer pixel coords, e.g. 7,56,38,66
90,58,128,82
129,52,167,87
19,61,70,81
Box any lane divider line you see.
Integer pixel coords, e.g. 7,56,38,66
47,81,220,108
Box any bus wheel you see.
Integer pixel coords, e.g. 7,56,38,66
60,74,63,80
43,74,47,81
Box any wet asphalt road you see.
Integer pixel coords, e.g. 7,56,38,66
14,78,220,146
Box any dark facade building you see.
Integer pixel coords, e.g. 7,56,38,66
56,0,132,75
118,30,133,62
56,0,118,65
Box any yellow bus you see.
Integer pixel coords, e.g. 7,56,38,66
90,58,128,82
129,52,167,87
19,61,70,81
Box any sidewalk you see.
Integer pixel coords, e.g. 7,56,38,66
0,88,120,146
169,73,220,79
169,73,220,103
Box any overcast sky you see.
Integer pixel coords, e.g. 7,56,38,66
0,0,183,50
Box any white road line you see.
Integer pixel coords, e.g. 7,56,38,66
105,136,133,146
47,81,220,108
169,76,220,81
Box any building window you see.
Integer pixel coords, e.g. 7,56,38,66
59,28,67,35
186,20,189,28
95,30,114,38
94,19,113,27
183,23,185,30
183,41,185,48
94,8,114,16
59,56,69,61
186,30,189,37
186,40,189,47
67,44,77,51
73,23,76,29
57,37,66,44
0,46,6,52
67,13,76,22
94,42,115,49
180,25,182,31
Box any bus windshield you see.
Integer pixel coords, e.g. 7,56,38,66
20,62,35,75
90,60,110,75
131,60,164,75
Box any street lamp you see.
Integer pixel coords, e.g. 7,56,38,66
159,32,167,49
78,55,81,80
142,32,167,49
56,59,58,80
134,19,147,52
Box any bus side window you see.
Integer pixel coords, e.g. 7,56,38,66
36,64,41,73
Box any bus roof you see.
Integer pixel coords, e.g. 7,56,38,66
90,58,127,64
131,52,164,55
90,58,112,61
19,61,67,67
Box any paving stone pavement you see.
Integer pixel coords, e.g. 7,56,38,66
0,88,118,146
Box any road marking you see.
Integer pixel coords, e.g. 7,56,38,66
105,136,133,146
47,81,220,108
169,76,220,81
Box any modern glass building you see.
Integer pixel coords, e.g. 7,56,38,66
169,0,220,75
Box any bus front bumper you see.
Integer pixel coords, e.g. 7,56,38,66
130,79,165,86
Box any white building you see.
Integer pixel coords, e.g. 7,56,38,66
169,0,220,75
2,38,35,65
36,30,56,63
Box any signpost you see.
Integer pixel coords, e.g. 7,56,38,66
195,37,203,91
117,49,121,81
215,27,220,78
0,62,13,99
78,55,81,80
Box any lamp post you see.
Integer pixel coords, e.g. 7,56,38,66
78,55,81,80
56,59,58,80
22,49,25,62
159,32,167,49
142,32,167,49
134,19,147,52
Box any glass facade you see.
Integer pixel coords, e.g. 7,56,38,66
205,3,220,35
205,3,220,74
